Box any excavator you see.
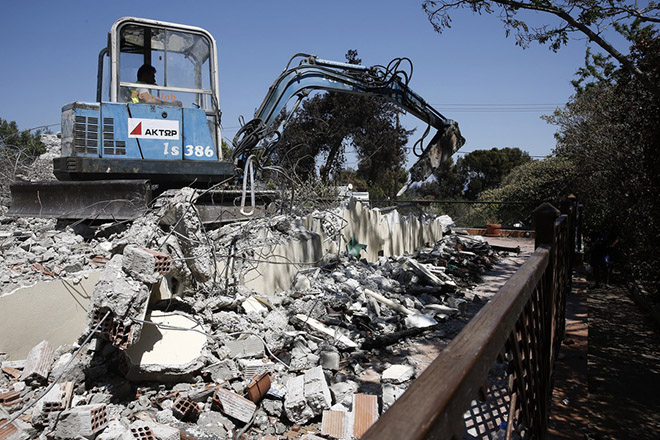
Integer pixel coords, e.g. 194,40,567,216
9,17,465,222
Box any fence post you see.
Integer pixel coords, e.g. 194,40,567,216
534,202,560,249
533,202,560,439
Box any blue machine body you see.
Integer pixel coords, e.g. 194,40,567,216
61,102,217,162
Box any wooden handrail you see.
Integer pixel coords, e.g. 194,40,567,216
363,248,550,439
363,199,576,440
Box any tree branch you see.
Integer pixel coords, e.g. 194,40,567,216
489,0,660,97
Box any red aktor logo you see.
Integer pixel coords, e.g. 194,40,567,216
130,122,142,136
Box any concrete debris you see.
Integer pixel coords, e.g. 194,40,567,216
20,340,54,383
381,364,416,384
0,182,511,439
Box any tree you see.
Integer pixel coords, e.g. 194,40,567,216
422,0,660,96
0,118,45,158
0,118,46,206
273,50,412,197
544,31,660,293
456,147,531,199
477,156,577,225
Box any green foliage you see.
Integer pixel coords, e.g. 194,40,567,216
422,0,660,97
456,147,532,199
0,118,45,157
475,156,578,226
221,139,233,160
544,30,660,294
0,118,47,206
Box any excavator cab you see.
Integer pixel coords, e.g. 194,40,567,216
55,17,232,185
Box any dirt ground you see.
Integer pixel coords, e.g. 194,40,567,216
548,274,660,439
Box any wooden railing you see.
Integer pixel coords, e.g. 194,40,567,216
363,200,576,440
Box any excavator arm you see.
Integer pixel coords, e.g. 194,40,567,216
232,54,465,186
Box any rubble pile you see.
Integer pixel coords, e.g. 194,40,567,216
0,189,507,440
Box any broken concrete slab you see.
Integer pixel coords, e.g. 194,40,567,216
123,310,207,381
89,255,150,349
381,364,416,384
49,403,108,439
223,335,265,359
0,273,98,360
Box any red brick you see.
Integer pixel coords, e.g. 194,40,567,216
353,394,379,438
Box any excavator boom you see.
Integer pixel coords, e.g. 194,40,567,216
232,54,465,185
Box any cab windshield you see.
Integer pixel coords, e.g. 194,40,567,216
117,23,213,110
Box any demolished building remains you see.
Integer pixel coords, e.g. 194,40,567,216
0,135,523,440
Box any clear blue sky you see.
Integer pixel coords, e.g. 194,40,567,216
0,0,596,164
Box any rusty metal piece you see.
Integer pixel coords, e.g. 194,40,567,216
246,372,271,403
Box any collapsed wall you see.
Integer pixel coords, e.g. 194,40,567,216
0,187,514,440
242,199,449,296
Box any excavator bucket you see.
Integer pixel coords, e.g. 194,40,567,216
398,123,465,196
8,180,152,221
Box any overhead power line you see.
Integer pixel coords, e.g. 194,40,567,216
431,103,564,113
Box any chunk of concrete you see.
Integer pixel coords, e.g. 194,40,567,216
123,311,207,382
89,255,150,348
224,335,265,359
122,245,171,284
49,403,108,439
0,273,98,360
404,313,437,329
381,364,415,384
320,351,340,371
96,419,129,440
284,374,314,425
304,366,332,414
382,384,405,411
284,366,332,424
